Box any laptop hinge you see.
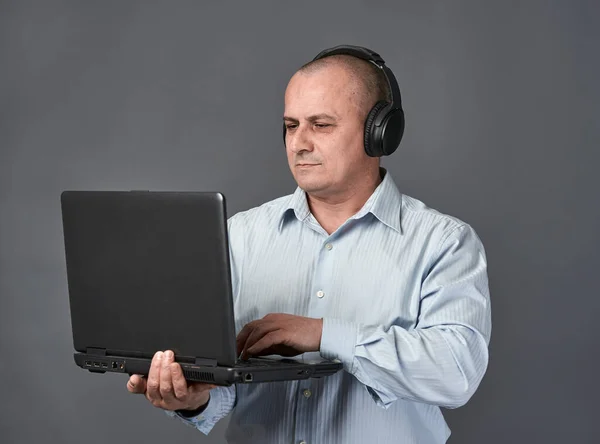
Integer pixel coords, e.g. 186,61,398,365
86,347,107,356
195,357,218,367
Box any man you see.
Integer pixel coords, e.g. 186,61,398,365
127,45,492,443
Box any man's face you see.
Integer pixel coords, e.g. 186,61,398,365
283,65,374,198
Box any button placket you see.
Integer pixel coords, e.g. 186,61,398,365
307,235,335,321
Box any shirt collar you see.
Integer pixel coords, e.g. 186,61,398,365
278,168,403,234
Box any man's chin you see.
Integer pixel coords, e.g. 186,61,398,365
295,179,322,193
291,169,331,194
296,181,331,196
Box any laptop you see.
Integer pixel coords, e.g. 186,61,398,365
60,190,342,386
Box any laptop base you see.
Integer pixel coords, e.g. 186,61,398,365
74,352,342,386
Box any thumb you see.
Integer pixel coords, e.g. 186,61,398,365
127,374,147,394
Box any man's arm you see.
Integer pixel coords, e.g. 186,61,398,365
319,223,491,409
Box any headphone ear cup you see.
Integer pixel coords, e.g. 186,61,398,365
379,108,405,156
282,122,287,147
364,101,388,157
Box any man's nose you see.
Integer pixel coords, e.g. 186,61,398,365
288,125,314,153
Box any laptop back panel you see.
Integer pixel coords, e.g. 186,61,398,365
61,191,237,367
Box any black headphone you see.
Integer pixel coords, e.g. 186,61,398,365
283,44,405,157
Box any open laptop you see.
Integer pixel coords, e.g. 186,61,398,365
60,190,342,386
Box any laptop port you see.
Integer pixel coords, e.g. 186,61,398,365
101,362,108,369
85,361,92,367
244,373,253,382
111,361,118,369
93,362,100,368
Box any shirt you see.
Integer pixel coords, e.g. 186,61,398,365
165,168,492,444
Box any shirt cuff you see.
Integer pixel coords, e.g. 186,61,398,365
165,385,235,435
319,317,359,373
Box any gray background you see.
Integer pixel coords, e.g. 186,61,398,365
1,1,598,443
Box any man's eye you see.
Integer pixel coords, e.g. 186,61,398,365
286,124,298,130
315,123,330,128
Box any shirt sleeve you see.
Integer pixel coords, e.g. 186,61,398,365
164,385,237,434
319,223,492,409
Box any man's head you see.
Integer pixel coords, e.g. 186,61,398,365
283,54,391,199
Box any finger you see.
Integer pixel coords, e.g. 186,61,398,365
236,315,281,354
127,374,147,394
159,350,177,404
146,351,163,406
240,322,277,358
251,344,301,357
238,319,268,359
236,321,259,356
245,329,283,358
170,361,189,401
246,330,283,356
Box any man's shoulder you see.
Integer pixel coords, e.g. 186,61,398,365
400,193,479,244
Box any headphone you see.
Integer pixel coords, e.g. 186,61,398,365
283,44,405,158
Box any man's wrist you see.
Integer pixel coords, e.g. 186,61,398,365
176,394,210,418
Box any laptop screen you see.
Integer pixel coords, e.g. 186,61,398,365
60,191,237,366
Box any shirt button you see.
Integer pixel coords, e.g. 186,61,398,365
316,290,324,298
325,243,333,250
303,389,312,398
299,441,307,444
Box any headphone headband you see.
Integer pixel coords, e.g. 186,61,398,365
313,45,385,65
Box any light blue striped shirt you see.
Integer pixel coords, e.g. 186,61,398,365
166,168,491,443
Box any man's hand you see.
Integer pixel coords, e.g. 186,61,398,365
127,350,216,412
236,313,323,360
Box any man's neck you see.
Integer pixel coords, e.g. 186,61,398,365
307,168,383,235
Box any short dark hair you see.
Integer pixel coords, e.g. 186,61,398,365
297,54,391,118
